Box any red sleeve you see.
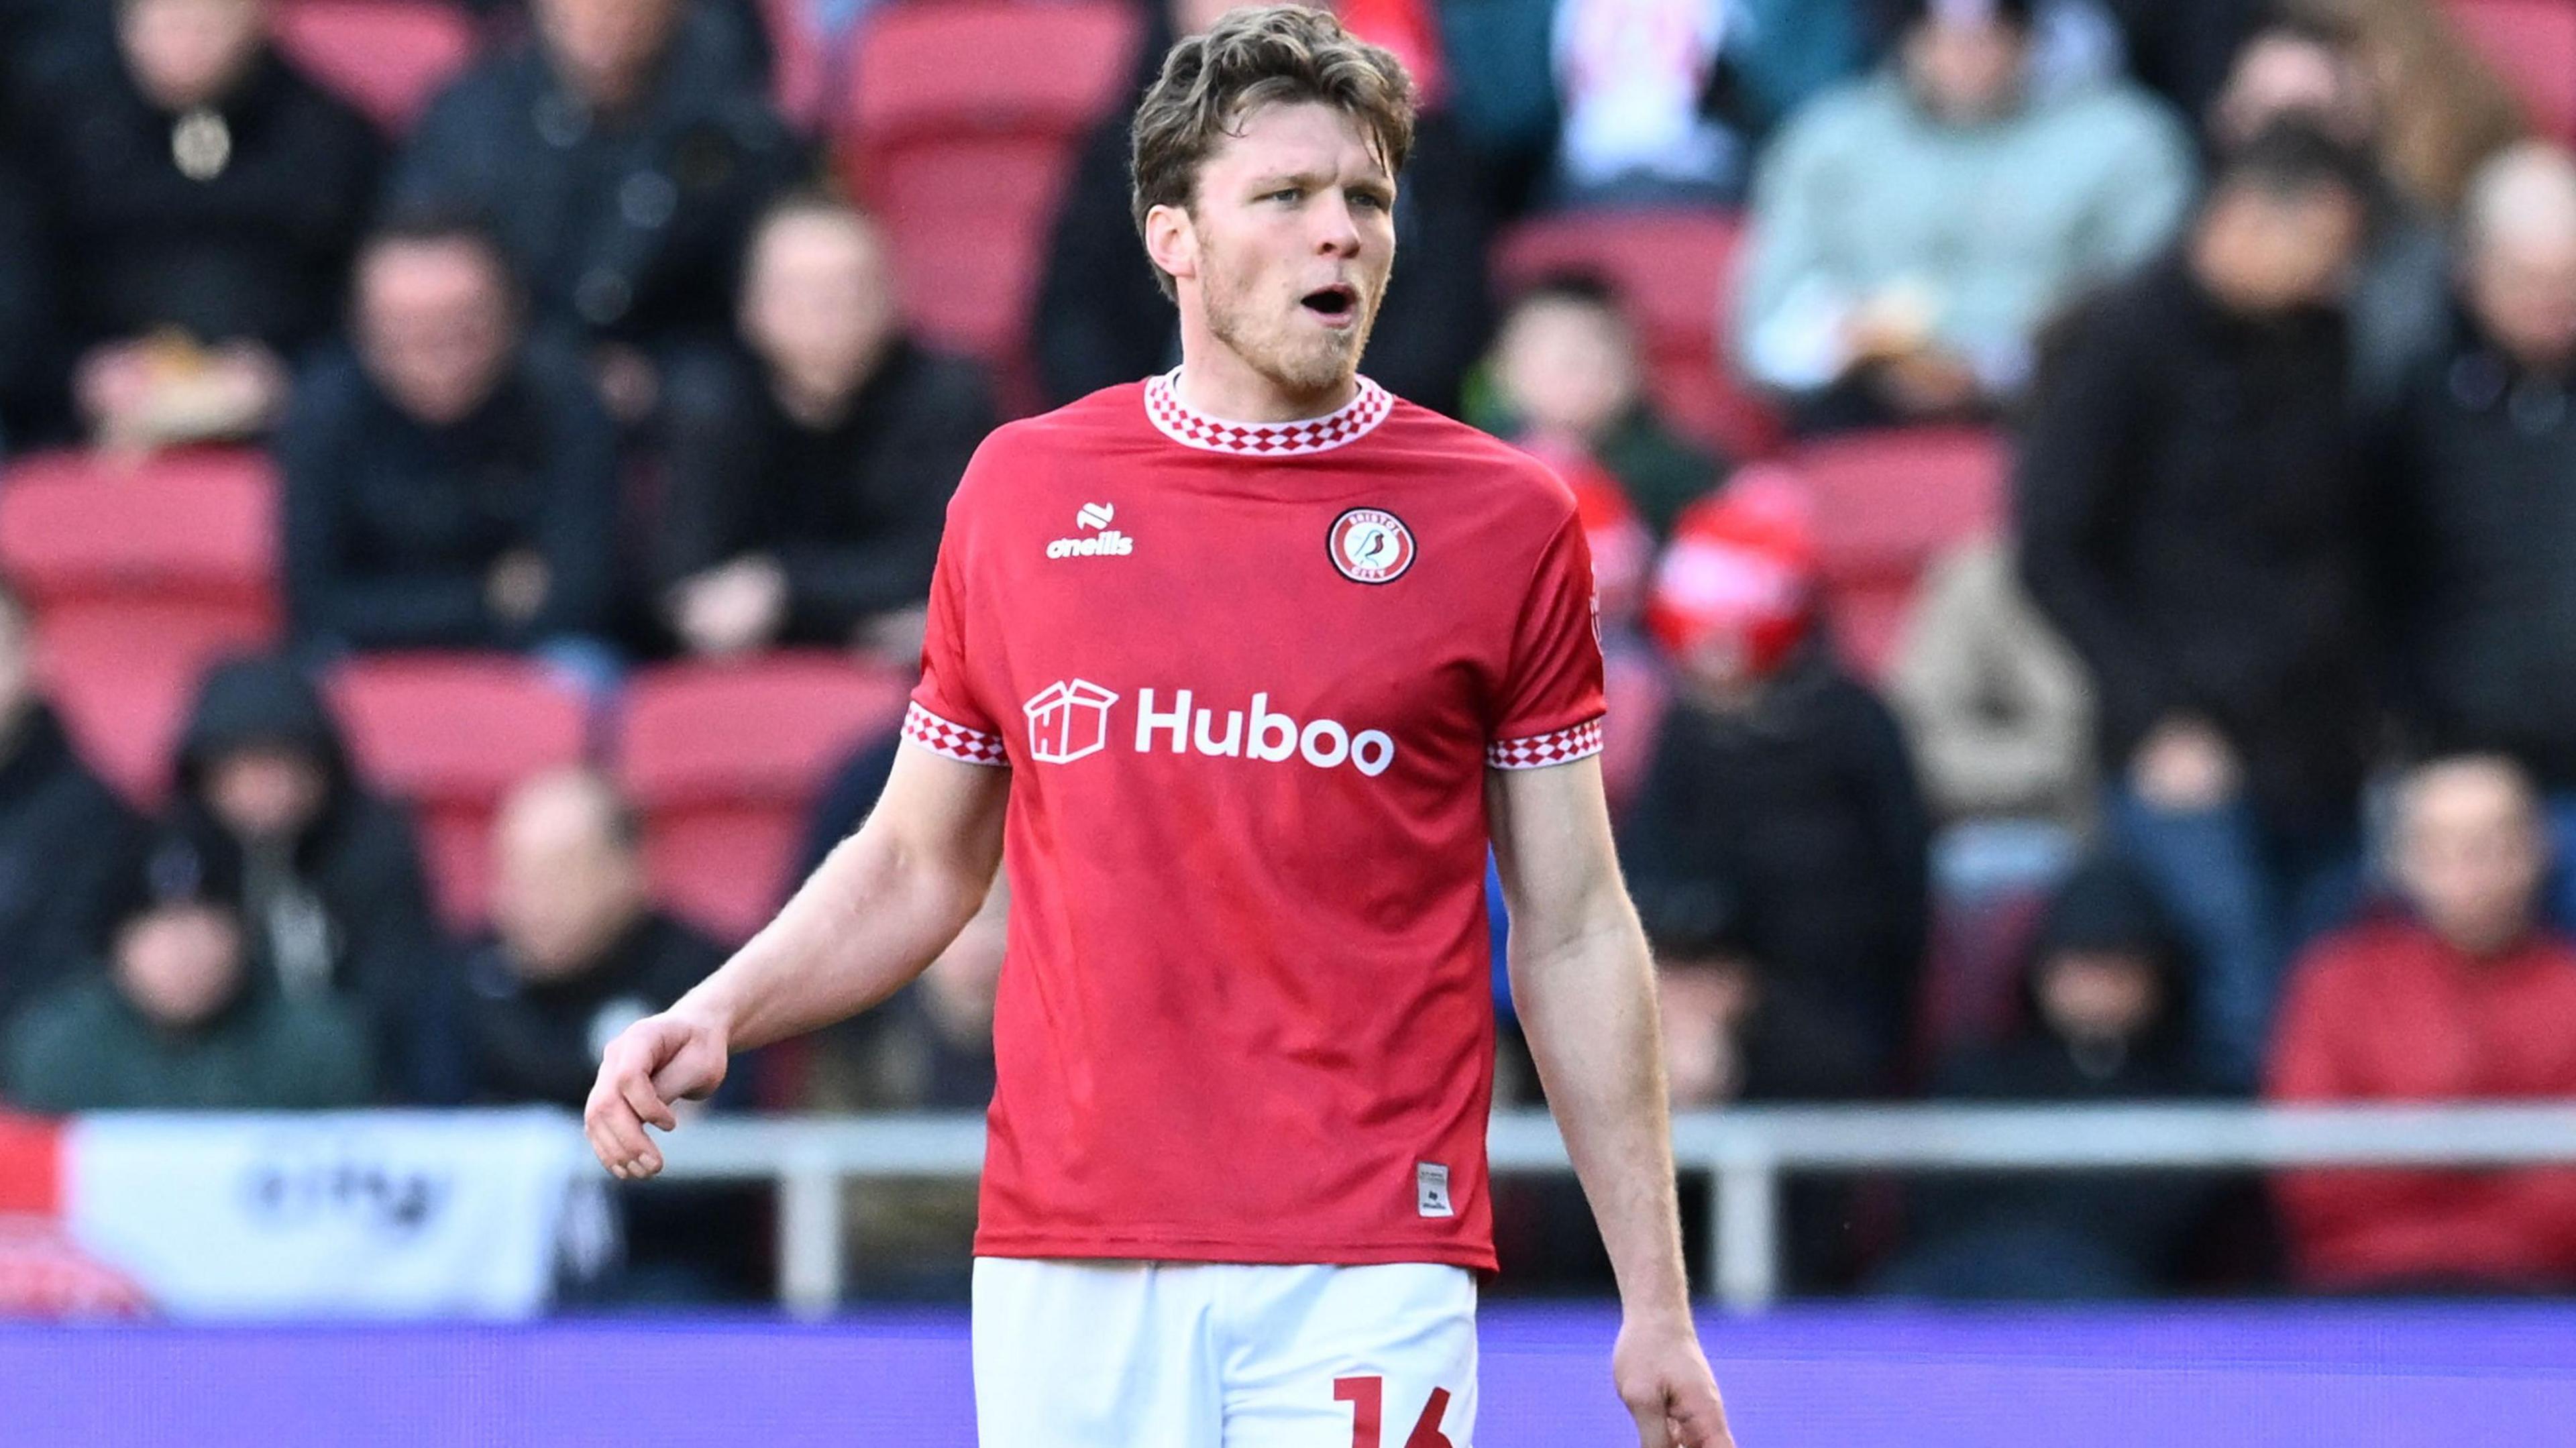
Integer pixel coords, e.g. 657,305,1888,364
1487,509,1607,770
903,473,1010,767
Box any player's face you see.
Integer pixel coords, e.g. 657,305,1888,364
1176,100,1397,398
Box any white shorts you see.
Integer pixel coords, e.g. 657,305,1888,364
971,1257,1478,1448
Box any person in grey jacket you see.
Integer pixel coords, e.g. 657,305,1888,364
1733,0,2192,433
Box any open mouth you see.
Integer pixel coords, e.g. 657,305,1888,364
1300,284,1358,326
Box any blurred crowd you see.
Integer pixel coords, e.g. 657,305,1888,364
5,0,2576,1302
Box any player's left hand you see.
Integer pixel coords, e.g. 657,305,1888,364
1612,1311,1737,1447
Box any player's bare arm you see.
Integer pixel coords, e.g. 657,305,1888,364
584,744,1009,1178
1489,755,1739,1448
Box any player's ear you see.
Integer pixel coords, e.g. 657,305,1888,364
1143,203,1199,288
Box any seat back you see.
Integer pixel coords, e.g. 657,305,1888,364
2446,0,2576,142
1786,427,2006,679
327,653,591,928
270,0,482,134
616,657,913,940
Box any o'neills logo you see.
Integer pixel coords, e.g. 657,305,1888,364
1046,531,1132,558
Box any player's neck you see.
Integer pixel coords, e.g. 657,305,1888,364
1171,346,1356,425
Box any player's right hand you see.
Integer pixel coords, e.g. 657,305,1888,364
584,1009,729,1180
1613,1313,1738,1447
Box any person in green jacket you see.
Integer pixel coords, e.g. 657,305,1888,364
1,834,375,1113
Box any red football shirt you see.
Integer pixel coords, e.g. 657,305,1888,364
905,372,1605,1271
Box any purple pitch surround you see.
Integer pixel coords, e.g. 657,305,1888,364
2,1302,2571,1445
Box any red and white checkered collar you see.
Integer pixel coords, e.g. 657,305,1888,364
1142,370,1393,456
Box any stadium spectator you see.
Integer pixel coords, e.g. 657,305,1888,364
654,195,996,664
1619,480,1931,1089
1,832,376,1111
1470,274,1723,540
460,769,722,1107
390,0,801,420
0,584,143,1036
2206,14,2449,407
166,655,454,1102
1650,882,1877,1107
2379,144,2576,918
15,0,378,451
1542,0,1745,205
1880,852,2218,1298
1034,0,1494,416
1887,535,2094,891
2269,755,2576,1292
0,143,54,451
1734,0,2192,433
280,213,621,661
2018,123,2381,1091
2299,0,2524,216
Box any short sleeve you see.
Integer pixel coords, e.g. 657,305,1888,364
1488,511,1607,769
904,496,1010,767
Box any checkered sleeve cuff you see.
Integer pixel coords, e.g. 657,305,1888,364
1487,717,1605,770
902,702,1010,766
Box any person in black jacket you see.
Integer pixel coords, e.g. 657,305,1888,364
1619,479,1931,1089
0,583,142,1034
167,654,455,1101
2017,123,2378,1092
1876,851,2220,1299
462,769,721,1107
654,194,997,663
15,0,379,449
2377,144,2576,922
389,0,799,419
281,212,621,660
0,142,56,451
1031,0,1493,416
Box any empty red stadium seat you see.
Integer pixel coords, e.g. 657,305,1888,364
0,448,284,801
327,653,591,929
840,1,1142,398
1491,209,1784,459
0,448,278,614
1784,427,2006,679
32,606,272,805
616,656,914,940
270,0,481,135
2446,0,2576,143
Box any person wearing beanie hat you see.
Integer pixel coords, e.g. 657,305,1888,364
1737,0,2192,433
1878,849,2219,1298
0,832,376,1112
1621,478,1932,1106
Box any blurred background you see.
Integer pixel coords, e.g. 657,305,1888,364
1,0,2575,1438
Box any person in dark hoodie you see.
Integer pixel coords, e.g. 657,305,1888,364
2017,121,2380,1091
13,0,380,450
1876,851,2221,1299
460,769,722,1107
1617,475,1932,1092
0,583,142,1034
1031,0,1493,416
168,655,453,1101
1,830,375,1111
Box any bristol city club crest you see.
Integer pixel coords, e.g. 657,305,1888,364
1327,508,1415,584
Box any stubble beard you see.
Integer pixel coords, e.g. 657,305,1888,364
1201,254,1383,402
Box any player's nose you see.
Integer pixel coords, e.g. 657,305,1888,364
1311,194,1362,258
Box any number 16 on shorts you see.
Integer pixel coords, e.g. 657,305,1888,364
1336,1377,1456,1448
